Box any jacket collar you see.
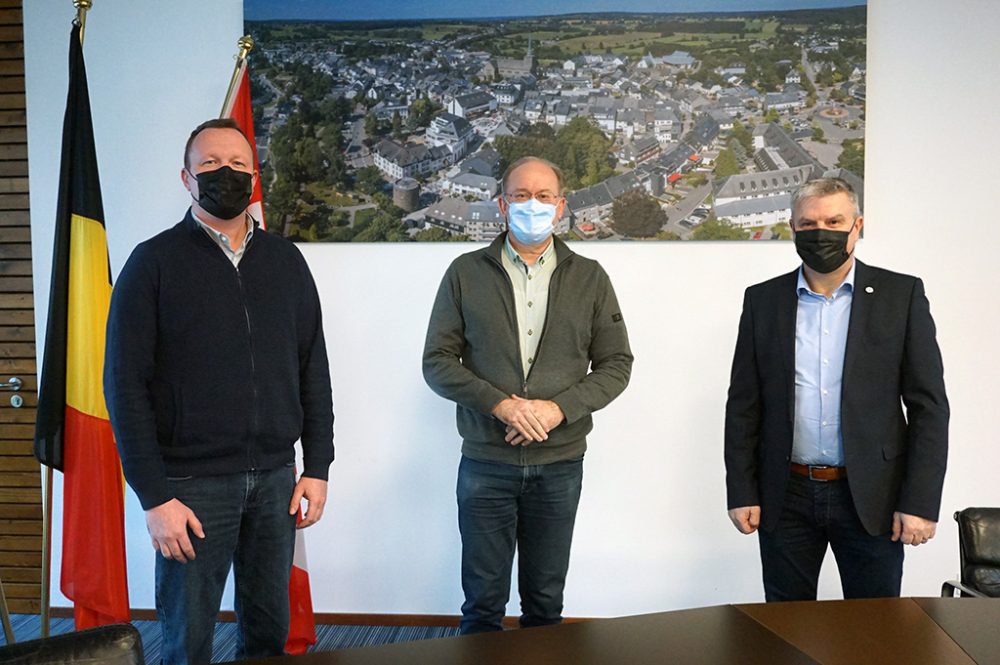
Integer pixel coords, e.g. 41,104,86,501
485,231,574,267
183,207,260,242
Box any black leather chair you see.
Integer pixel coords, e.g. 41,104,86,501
941,507,1000,598
0,623,143,665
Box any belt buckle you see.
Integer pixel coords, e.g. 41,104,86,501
808,465,830,482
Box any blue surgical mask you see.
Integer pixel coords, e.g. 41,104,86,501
506,198,557,245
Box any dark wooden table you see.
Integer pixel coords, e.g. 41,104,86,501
242,598,1000,665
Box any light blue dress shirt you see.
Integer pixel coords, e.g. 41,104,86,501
791,261,856,466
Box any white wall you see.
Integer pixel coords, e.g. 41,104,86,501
23,0,1000,616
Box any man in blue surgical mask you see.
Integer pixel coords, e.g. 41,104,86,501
423,156,633,634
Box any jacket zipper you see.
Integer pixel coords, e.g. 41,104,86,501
486,248,571,464
485,253,528,394
522,261,565,389
235,248,259,471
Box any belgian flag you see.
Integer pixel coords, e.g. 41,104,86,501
33,22,129,629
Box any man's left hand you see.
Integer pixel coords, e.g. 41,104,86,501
891,511,937,546
289,477,328,528
506,398,565,445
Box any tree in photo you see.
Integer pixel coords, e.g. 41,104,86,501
714,148,740,178
355,166,386,196
731,120,754,155
352,210,410,242
611,190,667,238
692,216,750,240
391,110,403,140
494,117,613,190
364,112,382,141
837,138,865,176
415,226,470,242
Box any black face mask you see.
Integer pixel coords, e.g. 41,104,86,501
794,228,854,274
189,166,252,220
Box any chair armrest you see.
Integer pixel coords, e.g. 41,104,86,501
941,580,989,598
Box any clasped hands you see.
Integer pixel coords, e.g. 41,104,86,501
492,395,565,446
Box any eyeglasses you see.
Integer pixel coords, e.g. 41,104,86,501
504,191,562,205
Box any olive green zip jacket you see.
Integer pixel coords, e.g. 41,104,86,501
423,233,633,465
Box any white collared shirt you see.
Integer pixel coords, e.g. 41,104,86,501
193,211,254,268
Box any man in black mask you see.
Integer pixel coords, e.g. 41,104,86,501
724,177,948,601
105,119,334,664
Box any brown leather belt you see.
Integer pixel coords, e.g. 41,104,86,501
790,462,847,481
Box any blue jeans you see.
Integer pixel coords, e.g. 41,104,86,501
456,455,584,634
758,473,904,602
156,466,297,665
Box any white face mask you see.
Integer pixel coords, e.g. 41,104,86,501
506,198,556,245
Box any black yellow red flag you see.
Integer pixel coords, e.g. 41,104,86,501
33,21,129,630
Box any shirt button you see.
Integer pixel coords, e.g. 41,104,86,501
528,274,533,280
821,421,827,426
528,357,534,364
528,301,533,307
823,329,830,335
527,329,534,336
822,389,829,395
823,359,829,365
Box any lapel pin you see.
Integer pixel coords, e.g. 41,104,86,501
865,286,874,294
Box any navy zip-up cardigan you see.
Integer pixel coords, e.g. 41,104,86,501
104,210,334,510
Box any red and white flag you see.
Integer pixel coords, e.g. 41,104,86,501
222,59,266,228
286,507,318,655
223,57,317,653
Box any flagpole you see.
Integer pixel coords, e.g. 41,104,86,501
40,466,52,637
220,35,255,118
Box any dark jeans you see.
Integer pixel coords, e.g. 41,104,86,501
456,455,584,635
758,473,903,602
156,466,297,665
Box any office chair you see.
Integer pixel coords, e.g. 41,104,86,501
941,507,1000,598
0,623,143,665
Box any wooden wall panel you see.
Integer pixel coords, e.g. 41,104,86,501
0,0,40,615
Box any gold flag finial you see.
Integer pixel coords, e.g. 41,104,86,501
237,34,255,61
221,35,257,118
73,0,93,44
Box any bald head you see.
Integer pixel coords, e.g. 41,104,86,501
502,157,565,196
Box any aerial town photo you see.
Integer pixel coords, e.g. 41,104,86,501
244,1,866,242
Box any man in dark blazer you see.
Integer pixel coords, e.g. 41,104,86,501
724,177,949,601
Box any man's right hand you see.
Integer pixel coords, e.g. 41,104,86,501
146,498,205,563
492,395,548,443
728,506,761,534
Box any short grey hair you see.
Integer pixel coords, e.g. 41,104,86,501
501,156,565,195
791,177,861,220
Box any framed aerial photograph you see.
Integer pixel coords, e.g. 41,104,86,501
243,1,866,242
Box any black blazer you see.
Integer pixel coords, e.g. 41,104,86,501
724,260,949,536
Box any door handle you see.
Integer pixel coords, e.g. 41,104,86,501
0,377,22,391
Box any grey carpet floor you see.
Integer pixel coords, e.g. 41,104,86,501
1,614,461,662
